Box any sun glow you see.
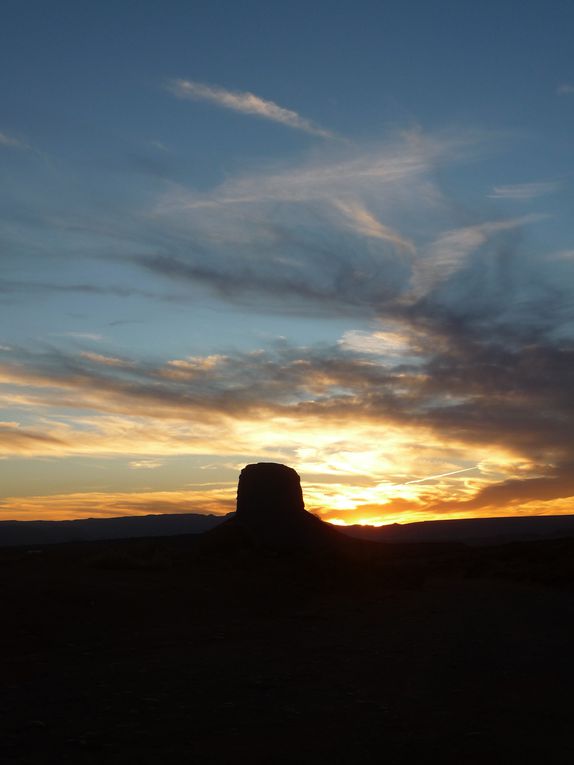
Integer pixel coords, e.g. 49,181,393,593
0,395,546,522
0,344,569,524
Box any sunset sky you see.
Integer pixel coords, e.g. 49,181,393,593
1,0,573,524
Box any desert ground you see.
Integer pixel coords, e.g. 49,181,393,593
2,532,574,763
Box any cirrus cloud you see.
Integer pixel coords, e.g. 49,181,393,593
0,131,30,150
166,78,335,138
488,181,559,200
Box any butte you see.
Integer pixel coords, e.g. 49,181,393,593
202,462,343,552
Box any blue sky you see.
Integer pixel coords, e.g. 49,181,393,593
1,0,573,522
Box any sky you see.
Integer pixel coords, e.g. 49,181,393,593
1,0,574,524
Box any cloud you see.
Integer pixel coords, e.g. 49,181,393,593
409,214,548,298
557,84,574,95
167,79,334,138
550,250,574,261
80,352,134,368
0,422,66,453
54,332,104,342
128,459,164,469
147,140,169,152
1,291,573,520
155,131,444,211
488,182,559,200
0,279,194,307
7,131,453,320
338,329,412,357
139,133,461,314
333,200,416,252
139,132,558,315
427,463,574,514
2,124,573,523
0,131,29,150
0,488,236,521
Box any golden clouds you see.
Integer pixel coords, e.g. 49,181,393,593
0,487,236,521
2,478,572,524
1,316,573,524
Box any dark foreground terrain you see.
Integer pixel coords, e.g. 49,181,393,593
2,533,574,764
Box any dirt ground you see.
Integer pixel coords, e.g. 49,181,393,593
1,536,574,764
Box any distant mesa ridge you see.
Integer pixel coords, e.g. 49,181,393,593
0,512,228,548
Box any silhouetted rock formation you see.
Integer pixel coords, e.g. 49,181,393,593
203,462,342,552
236,462,325,547
237,462,305,521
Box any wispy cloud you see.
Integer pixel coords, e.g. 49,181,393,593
409,213,548,298
557,83,574,95
53,332,104,342
338,329,412,357
488,181,559,200
0,131,30,150
128,459,164,470
147,140,169,152
80,352,134,368
156,131,443,211
138,132,564,313
333,200,416,252
141,133,457,314
166,78,335,138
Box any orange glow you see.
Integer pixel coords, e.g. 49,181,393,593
0,488,236,522
0,353,570,524
1,485,572,524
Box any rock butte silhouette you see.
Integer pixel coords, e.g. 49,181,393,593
237,462,306,522
204,462,342,551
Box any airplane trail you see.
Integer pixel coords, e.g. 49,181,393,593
403,465,479,485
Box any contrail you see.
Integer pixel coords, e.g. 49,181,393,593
403,465,479,485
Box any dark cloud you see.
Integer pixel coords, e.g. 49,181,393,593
0,426,66,451
3,307,573,467
429,464,574,513
133,214,412,318
0,278,201,307
0,279,151,299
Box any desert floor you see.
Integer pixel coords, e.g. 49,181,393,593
2,535,574,763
